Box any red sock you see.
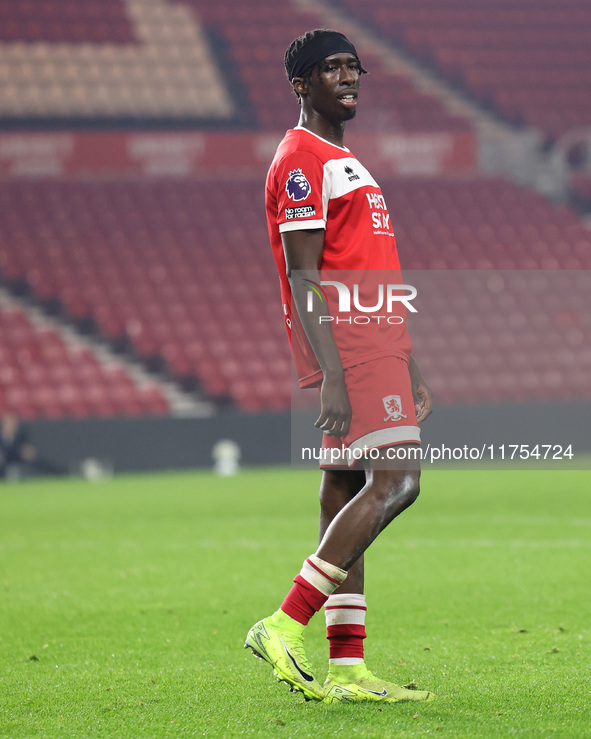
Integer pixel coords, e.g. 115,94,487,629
325,593,367,664
280,554,347,626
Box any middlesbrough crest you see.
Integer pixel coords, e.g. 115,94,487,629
382,395,407,422
286,169,311,201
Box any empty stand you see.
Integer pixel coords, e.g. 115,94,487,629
0,0,476,130
0,0,136,44
1,176,590,412
0,0,233,121
334,0,591,140
383,177,591,271
406,270,591,405
174,0,471,133
2,0,588,420
0,179,291,412
0,299,169,419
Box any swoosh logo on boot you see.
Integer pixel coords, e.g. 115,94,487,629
280,640,314,682
359,687,388,697
250,625,270,660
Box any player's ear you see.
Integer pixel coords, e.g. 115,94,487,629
292,77,307,98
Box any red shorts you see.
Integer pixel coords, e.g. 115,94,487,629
320,356,420,469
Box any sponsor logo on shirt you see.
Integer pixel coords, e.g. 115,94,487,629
285,205,316,220
286,168,312,201
366,192,393,234
344,165,360,182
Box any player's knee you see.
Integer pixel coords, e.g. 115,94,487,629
370,470,420,517
399,471,421,508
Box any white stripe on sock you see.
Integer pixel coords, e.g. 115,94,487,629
300,559,336,596
326,608,367,626
329,657,364,666
325,593,366,609
309,554,347,584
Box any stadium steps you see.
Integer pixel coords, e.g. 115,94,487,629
0,287,213,419
291,0,543,185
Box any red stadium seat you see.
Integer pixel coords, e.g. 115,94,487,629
1,174,590,412
335,0,591,139
0,299,170,420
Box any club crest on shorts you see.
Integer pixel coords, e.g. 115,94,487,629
382,395,407,422
286,169,311,201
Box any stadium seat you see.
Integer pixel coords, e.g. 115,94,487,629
335,0,591,140
0,300,170,420
1,176,590,411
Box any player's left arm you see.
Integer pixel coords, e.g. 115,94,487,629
409,356,432,423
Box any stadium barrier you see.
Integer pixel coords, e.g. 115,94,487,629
0,130,476,178
20,400,591,475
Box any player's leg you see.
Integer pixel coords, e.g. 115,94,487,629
244,470,350,700
319,469,368,669
245,359,429,701
245,458,430,702
317,454,420,571
319,469,366,594
244,470,363,700
244,563,346,699
316,357,422,571
321,451,434,703
316,355,435,703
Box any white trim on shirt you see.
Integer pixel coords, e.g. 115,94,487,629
293,126,350,152
279,218,326,233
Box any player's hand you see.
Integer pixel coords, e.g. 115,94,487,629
409,356,433,423
315,372,352,437
413,380,433,423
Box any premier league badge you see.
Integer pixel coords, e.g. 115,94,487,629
382,395,407,422
286,169,312,201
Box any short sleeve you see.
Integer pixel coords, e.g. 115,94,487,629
274,151,327,233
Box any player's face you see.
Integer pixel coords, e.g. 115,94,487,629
303,53,361,123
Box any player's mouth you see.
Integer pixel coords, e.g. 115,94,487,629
338,93,358,108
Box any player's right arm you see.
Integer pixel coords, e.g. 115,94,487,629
282,230,351,438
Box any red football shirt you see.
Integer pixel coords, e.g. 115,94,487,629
266,127,412,387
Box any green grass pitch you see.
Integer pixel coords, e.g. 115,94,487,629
1,467,590,738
